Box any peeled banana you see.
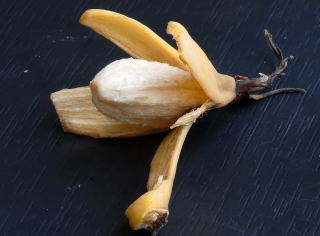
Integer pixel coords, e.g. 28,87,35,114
90,58,208,128
52,9,236,136
50,8,303,236
51,9,236,235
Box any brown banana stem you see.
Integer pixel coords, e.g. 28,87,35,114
235,29,306,102
250,88,306,100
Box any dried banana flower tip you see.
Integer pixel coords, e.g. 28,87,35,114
234,30,306,102
144,211,169,236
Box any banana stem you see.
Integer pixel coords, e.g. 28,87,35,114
235,30,306,101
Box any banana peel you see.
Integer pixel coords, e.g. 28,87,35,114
80,9,187,70
125,97,211,235
167,22,236,107
125,124,192,235
170,100,214,129
50,87,165,138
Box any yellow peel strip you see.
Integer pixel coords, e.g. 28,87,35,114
80,9,187,70
167,21,236,106
125,124,191,234
170,100,214,129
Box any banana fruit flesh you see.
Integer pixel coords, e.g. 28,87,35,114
90,58,208,128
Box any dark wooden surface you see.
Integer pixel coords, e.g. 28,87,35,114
1,0,320,235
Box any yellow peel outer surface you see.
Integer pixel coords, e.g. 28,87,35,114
80,9,187,70
125,180,173,230
167,21,236,107
125,125,191,232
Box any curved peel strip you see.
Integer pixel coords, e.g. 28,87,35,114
170,100,214,129
50,87,165,138
125,125,191,235
80,9,187,70
167,22,236,107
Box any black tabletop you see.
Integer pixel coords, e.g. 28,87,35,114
1,0,320,235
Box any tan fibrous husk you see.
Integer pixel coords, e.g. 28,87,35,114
50,87,165,138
